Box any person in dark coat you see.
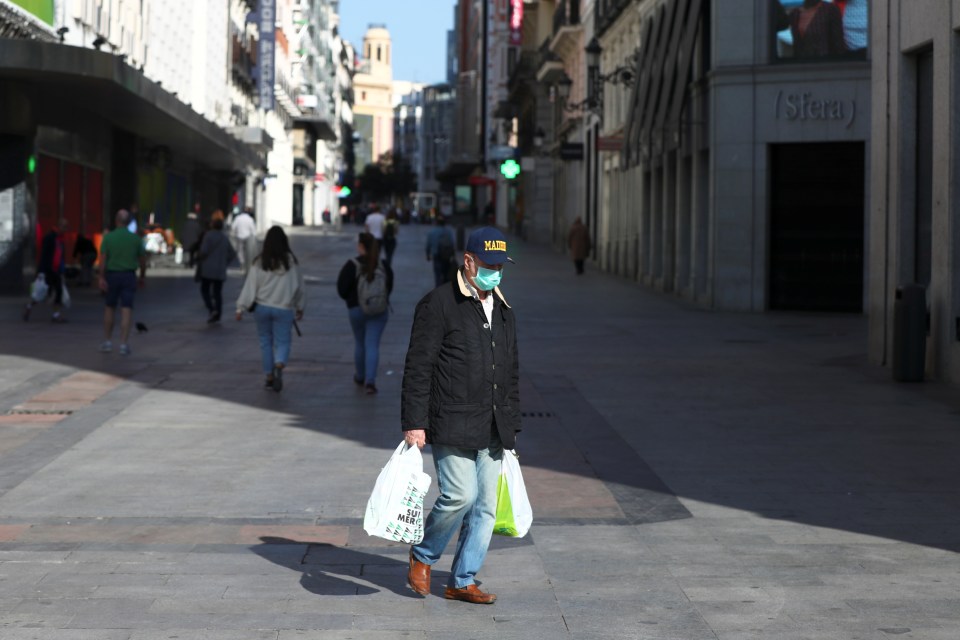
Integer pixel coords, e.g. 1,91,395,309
180,207,203,267
197,212,237,323
24,219,68,322
567,216,591,275
73,232,98,287
403,227,521,605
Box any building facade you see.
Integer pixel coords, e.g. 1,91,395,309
393,87,423,206
870,0,959,383
419,83,456,205
520,0,870,314
0,0,343,290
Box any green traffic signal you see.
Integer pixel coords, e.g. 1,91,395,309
338,185,352,198
27,155,36,174
500,159,520,180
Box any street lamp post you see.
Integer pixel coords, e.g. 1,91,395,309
586,37,602,114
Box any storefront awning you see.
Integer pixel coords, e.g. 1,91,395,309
0,39,265,171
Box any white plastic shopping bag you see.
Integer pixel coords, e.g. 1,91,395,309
493,449,533,538
60,282,71,308
30,273,48,302
364,441,432,544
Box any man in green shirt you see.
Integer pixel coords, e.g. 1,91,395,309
98,209,147,356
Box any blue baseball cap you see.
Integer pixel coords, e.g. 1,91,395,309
465,227,515,265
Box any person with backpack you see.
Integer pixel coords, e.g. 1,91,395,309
426,214,456,287
337,232,394,395
235,226,305,392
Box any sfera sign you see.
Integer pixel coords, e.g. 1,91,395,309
775,90,856,129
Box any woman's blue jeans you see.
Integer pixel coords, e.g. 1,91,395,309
254,304,294,375
411,431,503,588
348,306,388,385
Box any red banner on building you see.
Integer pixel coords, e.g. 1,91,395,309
510,0,523,46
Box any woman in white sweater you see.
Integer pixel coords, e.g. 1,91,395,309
236,226,305,392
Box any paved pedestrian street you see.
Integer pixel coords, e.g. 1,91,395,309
0,225,958,640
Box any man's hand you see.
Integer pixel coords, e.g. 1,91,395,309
404,429,426,449
295,309,304,321
235,311,243,321
98,276,107,293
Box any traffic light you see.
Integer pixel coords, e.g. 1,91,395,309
499,159,521,180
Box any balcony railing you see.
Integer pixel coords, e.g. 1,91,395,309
595,0,632,38
553,0,581,36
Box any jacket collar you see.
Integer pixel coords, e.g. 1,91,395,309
456,268,510,308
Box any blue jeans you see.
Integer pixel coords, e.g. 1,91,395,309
254,304,294,375
412,431,503,588
348,306,388,385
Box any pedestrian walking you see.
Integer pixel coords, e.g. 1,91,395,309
196,212,237,324
98,209,147,355
568,216,591,275
231,207,258,275
235,226,305,392
382,210,399,266
425,214,456,287
403,226,521,605
24,218,69,323
336,232,393,395
73,232,98,287
181,205,203,267
364,205,386,240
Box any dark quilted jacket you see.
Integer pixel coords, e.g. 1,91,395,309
401,269,521,450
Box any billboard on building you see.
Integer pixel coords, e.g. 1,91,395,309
9,0,54,25
773,0,866,60
258,0,276,111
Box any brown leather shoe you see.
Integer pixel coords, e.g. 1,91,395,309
407,551,430,596
443,584,496,604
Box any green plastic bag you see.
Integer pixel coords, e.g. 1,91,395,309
493,450,532,537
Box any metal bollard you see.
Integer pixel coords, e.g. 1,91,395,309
892,284,926,382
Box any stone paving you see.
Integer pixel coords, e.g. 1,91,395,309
0,223,958,639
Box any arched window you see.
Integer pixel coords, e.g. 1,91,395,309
377,45,382,62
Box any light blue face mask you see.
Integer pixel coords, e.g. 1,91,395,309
473,266,502,291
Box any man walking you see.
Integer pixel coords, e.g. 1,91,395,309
231,207,258,275
98,209,147,355
403,227,521,605
364,204,386,240
181,204,203,267
425,214,456,287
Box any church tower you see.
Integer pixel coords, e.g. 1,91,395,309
353,25,395,172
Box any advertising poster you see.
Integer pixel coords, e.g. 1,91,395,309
773,0,867,60
10,0,54,26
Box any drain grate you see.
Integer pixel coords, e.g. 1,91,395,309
521,411,554,418
7,409,73,416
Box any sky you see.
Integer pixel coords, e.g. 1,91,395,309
338,0,456,85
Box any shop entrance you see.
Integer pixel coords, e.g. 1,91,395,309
769,142,865,312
